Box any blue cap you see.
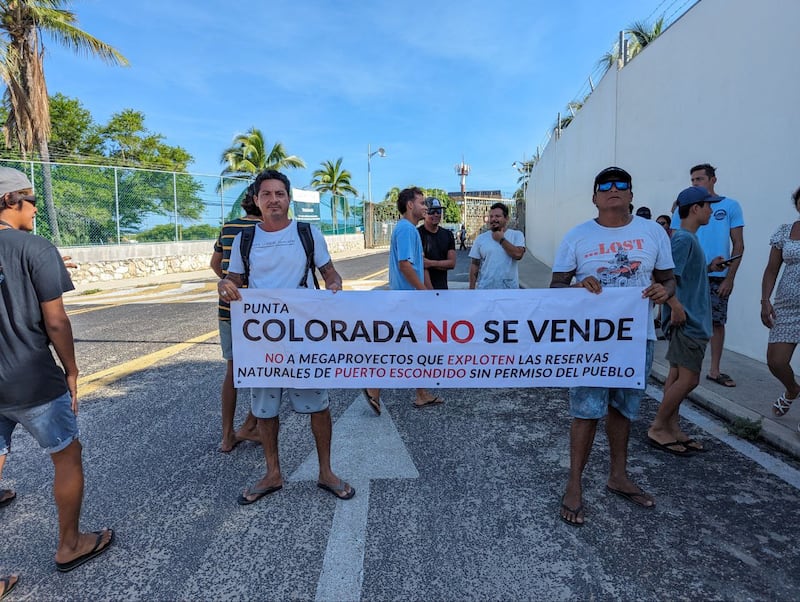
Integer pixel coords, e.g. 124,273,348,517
676,186,722,208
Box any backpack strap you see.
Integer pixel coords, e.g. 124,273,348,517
297,221,319,289
239,226,255,287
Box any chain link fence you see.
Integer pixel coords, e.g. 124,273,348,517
0,159,363,246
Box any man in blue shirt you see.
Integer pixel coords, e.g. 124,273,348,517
364,187,442,414
649,186,725,455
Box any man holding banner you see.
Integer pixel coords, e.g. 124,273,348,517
550,166,675,526
218,170,355,504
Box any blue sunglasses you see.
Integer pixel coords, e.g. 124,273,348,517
596,180,630,192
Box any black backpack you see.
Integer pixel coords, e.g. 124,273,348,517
239,221,319,289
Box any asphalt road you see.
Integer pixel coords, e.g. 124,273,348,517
3,250,800,601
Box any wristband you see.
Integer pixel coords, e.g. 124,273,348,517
499,237,507,245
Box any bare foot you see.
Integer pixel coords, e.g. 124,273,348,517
235,426,260,443
218,434,241,453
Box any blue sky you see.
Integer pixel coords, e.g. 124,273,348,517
44,0,680,203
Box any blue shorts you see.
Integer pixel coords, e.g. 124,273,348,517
219,320,233,360
568,340,655,421
251,388,329,419
0,391,79,455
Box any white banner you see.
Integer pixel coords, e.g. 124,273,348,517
231,288,649,389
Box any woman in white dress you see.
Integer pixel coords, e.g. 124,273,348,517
761,186,800,432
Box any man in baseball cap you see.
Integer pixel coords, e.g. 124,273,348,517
550,166,676,525
0,166,115,573
647,186,723,456
418,197,455,290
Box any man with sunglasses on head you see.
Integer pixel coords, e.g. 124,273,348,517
0,167,114,575
468,202,525,289
418,197,456,290
550,166,675,526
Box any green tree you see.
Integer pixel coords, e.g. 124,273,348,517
28,97,204,244
310,157,358,232
423,188,460,223
0,0,128,244
49,92,101,158
219,127,305,191
627,17,664,54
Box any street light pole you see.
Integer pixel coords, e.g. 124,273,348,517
367,144,386,207
367,144,386,248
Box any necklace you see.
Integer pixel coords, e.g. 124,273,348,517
0,219,12,229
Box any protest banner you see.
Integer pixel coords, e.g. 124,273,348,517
230,287,650,389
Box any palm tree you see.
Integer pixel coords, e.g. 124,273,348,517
310,157,358,232
627,17,664,54
219,127,305,192
0,0,128,244
596,17,664,76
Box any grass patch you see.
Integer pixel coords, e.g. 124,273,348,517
81,288,103,295
727,416,762,441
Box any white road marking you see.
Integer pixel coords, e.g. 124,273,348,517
289,393,419,602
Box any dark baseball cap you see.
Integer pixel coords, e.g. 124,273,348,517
676,186,722,208
594,166,632,189
425,197,443,210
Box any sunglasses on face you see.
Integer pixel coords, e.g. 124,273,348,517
596,181,630,192
19,194,36,206
427,209,442,215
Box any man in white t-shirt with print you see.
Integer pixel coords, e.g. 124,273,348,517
468,202,525,289
219,170,354,506
550,166,676,527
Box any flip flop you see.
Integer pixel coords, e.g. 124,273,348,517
706,373,736,387
0,575,19,601
414,396,443,408
317,479,355,500
55,529,115,573
680,438,710,453
0,489,16,508
559,496,584,527
647,435,693,456
606,485,655,509
362,389,381,416
237,484,282,505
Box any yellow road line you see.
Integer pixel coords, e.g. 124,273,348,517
68,303,124,316
360,267,389,280
77,330,218,396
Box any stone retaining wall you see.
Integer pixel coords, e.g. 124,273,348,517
60,234,365,286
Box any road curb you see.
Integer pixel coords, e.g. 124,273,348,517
650,359,800,460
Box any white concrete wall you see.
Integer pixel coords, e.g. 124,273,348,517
526,0,800,366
